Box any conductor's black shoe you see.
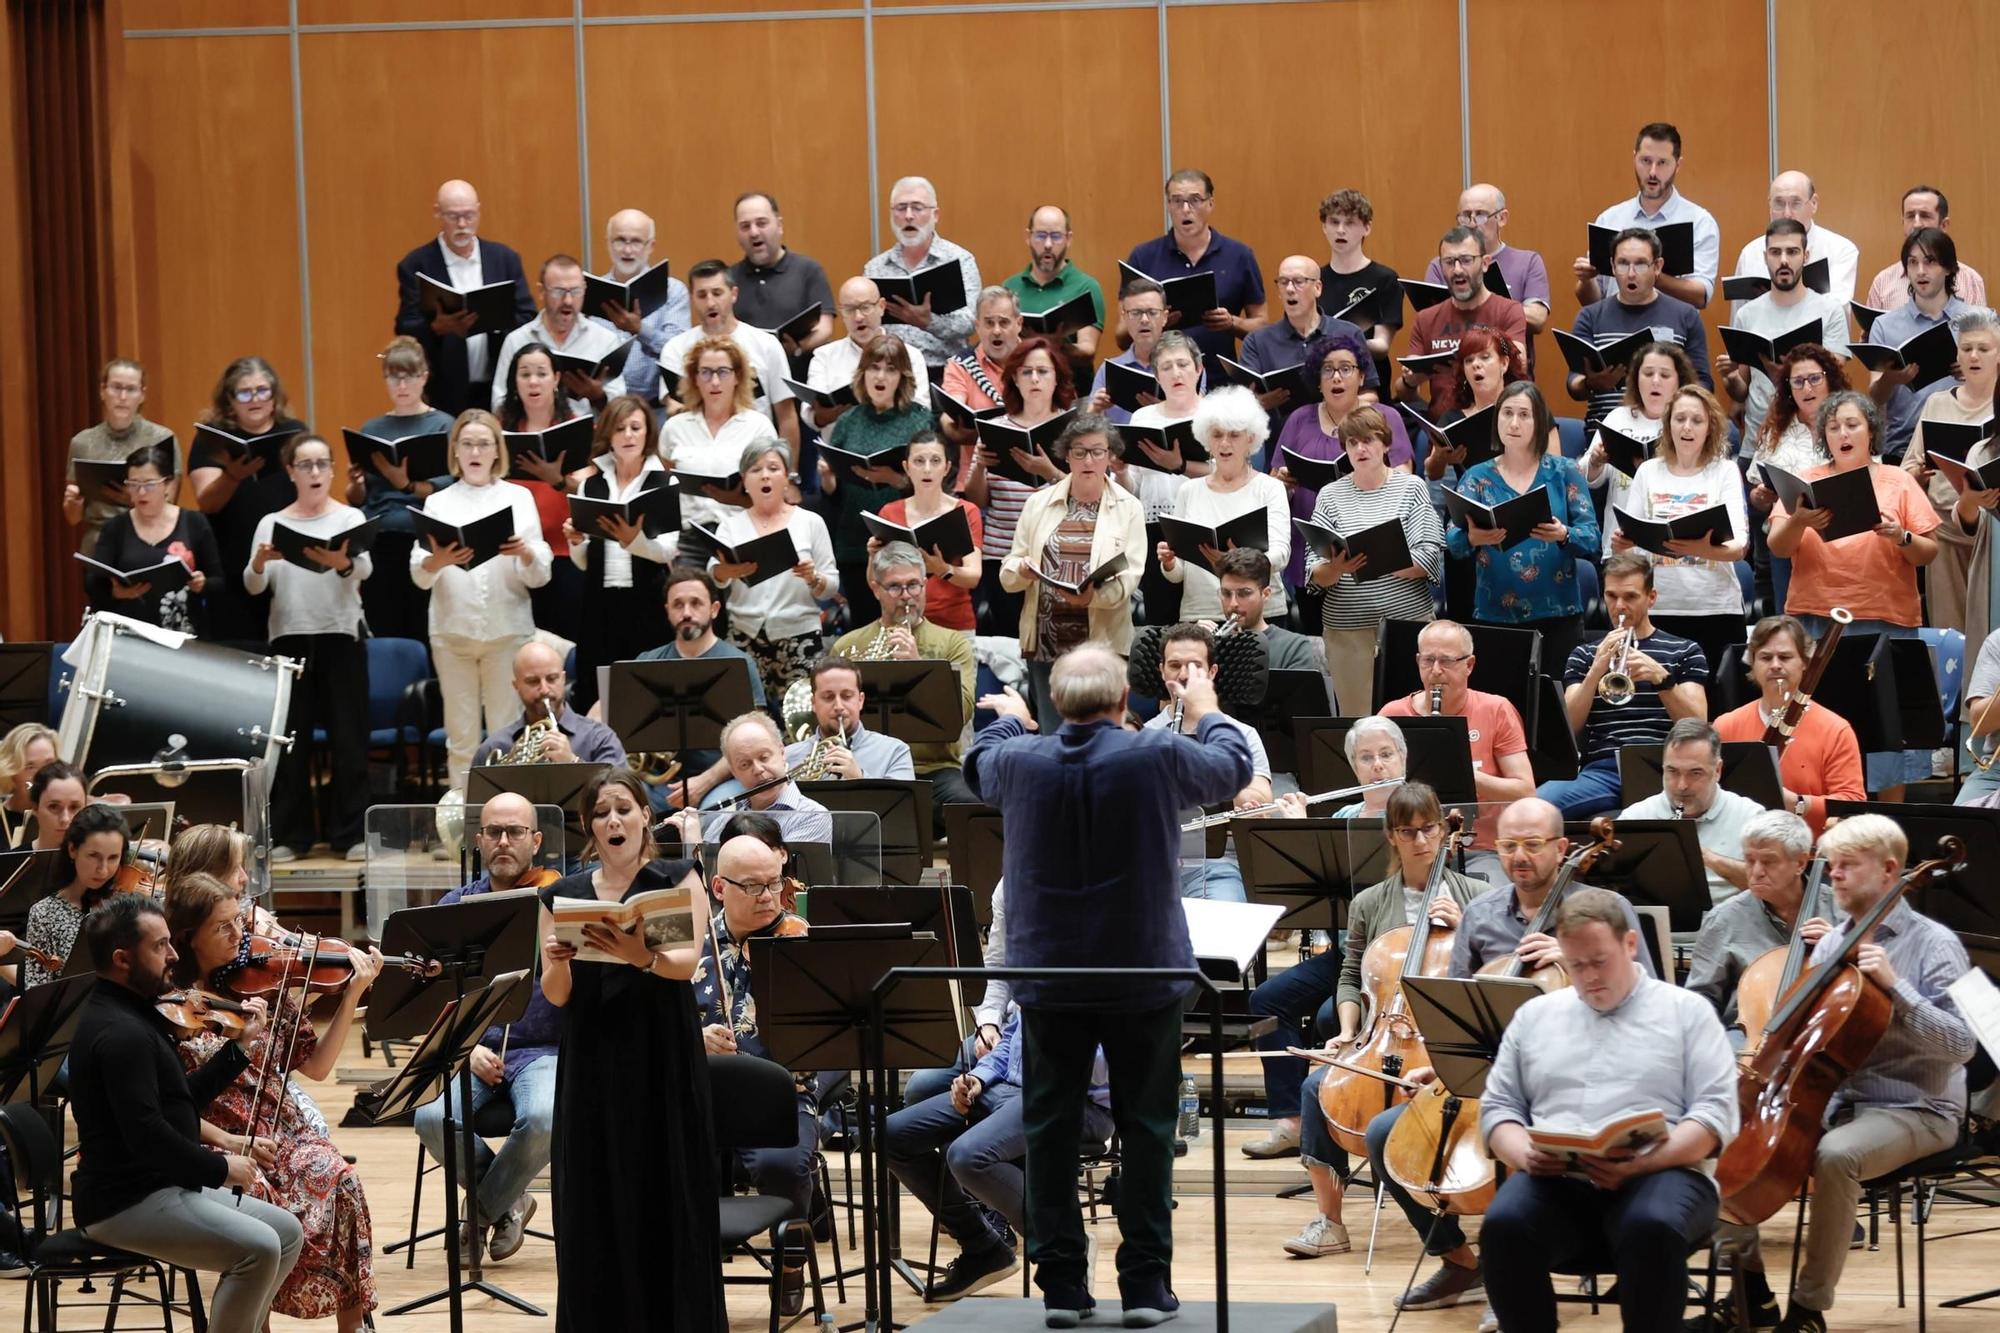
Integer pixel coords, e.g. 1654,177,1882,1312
927,1245,1019,1302
1042,1280,1095,1328
1119,1277,1180,1327
779,1264,805,1317
1774,1304,1826,1333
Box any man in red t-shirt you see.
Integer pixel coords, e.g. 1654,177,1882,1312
1711,615,1864,834
1401,228,1528,408
1379,619,1535,882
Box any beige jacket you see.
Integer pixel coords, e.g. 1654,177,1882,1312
999,475,1146,656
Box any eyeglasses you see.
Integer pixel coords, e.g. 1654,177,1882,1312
1069,446,1111,460
1017,365,1057,380
718,874,783,899
1495,838,1556,857
1456,210,1497,225
439,209,478,224
1439,255,1480,271
544,285,584,300
1788,373,1827,390
1167,194,1210,210
1416,653,1472,669
1321,362,1363,380
125,478,165,494
890,202,935,217
479,824,536,841
1390,823,1443,842
1274,276,1317,290
385,372,423,386
290,458,333,473
1122,306,1165,322
695,366,736,381
456,439,499,452
1029,231,1068,245
103,383,143,397
232,385,275,403
881,580,925,597
839,300,883,316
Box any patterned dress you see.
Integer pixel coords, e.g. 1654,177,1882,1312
1032,498,1100,662
177,992,375,1320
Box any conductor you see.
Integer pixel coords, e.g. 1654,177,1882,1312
966,641,1253,1328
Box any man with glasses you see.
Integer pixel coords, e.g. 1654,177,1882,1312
1239,255,1375,442
657,260,801,462
832,542,979,825
1617,718,1763,905
1566,227,1711,432
1379,619,1535,884
727,190,836,367
1728,171,1860,309
395,178,536,415
472,640,628,769
1087,276,1172,425
589,208,691,408
1424,184,1552,368
411,791,557,1264
804,276,930,432
1005,204,1105,396
1403,228,1527,407
490,252,630,414
1576,122,1721,310
865,175,982,369
1716,218,1850,445
1124,168,1268,362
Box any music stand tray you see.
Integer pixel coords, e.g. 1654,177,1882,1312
1400,974,1545,1099
1618,741,1785,811
366,890,541,1043
799,779,932,885
1239,669,1336,775
1296,716,1477,803
0,850,63,942
467,763,608,862
0,973,97,1104
1562,819,1713,931
0,643,52,731
1816,631,1905,753
804,884,980,973
943,803,1004,926
1237,817,1390,932
362,972,533,1123
1377,618,1542,714
855,659,965,745
749,933,964,1074
606,655,756,754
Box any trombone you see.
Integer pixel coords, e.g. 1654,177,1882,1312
1597,614,1636,706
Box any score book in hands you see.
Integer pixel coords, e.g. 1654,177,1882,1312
1525,1108,1669,1179
73,551,193,595
1291,516,1413,581
270,518,383,572
583,259,674,321
406,504,516,569
877,261,969,320
548,882,699,963
1155,508,1270,565
861,506,975,564
1444,484,1554,549
342,427,448,482
193,422,299,472
1610,504,1733,558
1117,262,1216,323
566,482,683,538
504,418,596,480
416,272,521,332
1763,464,1879,542
684,525,801,587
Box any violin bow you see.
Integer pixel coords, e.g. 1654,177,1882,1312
241,925,309,1180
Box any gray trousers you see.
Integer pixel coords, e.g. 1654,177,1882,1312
1716,1105,1958,1312
84,1186,304,1333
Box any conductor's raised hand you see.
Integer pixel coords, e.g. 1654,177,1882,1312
977,686,1037,730
1173,659,1220,724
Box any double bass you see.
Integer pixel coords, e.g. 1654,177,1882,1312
1380,817,1622,1216
1716,837,1965,1225
1732,859,1829,1060
1316,811,1465,1156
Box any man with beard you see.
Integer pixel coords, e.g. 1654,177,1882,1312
804,276,931,432
1576,122,1722,309
1402,227,1528,406
629,566,768,810
727,190,836,365
865,175,982,370
66,894,304,1333
588,207,691,408
1716,219,1850,442
1004,204,1105,396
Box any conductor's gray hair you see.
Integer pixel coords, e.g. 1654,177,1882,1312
1049,643,1127,721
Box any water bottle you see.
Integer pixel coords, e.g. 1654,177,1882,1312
1176,1074,1201,1139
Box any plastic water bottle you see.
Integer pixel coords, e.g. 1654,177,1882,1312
1177,1074,1201,1139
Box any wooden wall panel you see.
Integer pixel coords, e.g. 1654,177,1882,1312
584,21,872,299
0,10,36,638
122,0,283,29
1776,0,1998,299
297,27,581,451
1466,0,1772,405
1167,0,1463,296
870,8,1163,327
123,35,302,488
300,0,569,22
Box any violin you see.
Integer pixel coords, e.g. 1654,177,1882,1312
225,932,439,997
155,988,252,1039
9,942,65,974
1316,811,1465,1156
1380,817,1622,1218
1717,837,1964,1226
1732,860,1829,1061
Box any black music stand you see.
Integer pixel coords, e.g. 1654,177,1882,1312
1296,716,1477,803
942,802,1004,925
805,885,980,973
1888,638,1948,751
1244,669,1338,775
1562,819,1713,932
467,762,608,862
0,850,62,942
0,643,52,731
1826,801,2000,937
1528,674,1579,784
1617,741,1787,811
0,973,95,1106
1375,618,1542,716
1814,631,1906,752
854,659,965,745
1237,817,1389,932
368,971,534,1331
606,656,757,807
799,779,932,885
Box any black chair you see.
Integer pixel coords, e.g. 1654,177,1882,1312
0,1102,199,1332
710,1053,828,1332
388,1087,552,1267
1552,1228,1722,1319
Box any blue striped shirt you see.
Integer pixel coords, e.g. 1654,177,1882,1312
1811,899,1975,1123
1563,628,1708,765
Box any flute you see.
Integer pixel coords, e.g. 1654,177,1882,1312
1180,778,1402,831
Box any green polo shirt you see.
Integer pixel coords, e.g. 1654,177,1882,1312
1004,260,1107,337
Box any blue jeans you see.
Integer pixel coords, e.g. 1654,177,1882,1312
1365,1102,1465,1255
1536,756,1623,817
904,1033,981,1108
1248,951,1342,1116
736,1094,822,1222
1177,857,1247,902
887,1081,1050,1250
1297,1067,1350,1178
1957,763,2000,806
412,1053,556,1223
1482,1167,1717,1333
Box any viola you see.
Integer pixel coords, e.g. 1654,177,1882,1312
1733,860,1830,1062
1316,811,1465,1156
156,988,252,1039
1716,837,1965,1225
226,932,439,996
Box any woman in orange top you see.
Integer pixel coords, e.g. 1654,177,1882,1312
1766,390,1939,799
1712,615,1865,833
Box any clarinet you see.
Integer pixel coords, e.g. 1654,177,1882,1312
1429,684,1444,716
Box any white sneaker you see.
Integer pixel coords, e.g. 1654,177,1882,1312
1282,1214,1351,1258
1477,1305,1498,1333
268,845,299,864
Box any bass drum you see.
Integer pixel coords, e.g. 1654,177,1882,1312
59,615,299,775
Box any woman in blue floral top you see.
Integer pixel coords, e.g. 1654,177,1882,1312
1443,381,1599,672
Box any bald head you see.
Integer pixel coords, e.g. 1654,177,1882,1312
481,791,536,829
1497,796,1564,840
1458,184,1507,247
473,791,541,883
1768,171,1818,224
512,641,567,717
1276,255,1321,318
714,835,786,932
435,180,481,253
839,276,886,344
605,208,657,279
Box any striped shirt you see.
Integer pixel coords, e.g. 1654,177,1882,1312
1570,293,1711,431
1812,899,1975,1124
1306,470,1444,631
1563,627,1708,766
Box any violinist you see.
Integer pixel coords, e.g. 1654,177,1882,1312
1255,783,1486,1261
1711,615,1865,835
23,802,131,987
1709,815,1976,1333
1684,811,1830,1043
411,791,558,1264
67,895,303,1333
1480,889,1738,1333
163,872,383,1332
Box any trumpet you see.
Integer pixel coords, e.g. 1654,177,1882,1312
1597,615,1636,706
1181,778,1401,831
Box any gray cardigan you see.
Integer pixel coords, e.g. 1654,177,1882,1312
1336,868,1490,1014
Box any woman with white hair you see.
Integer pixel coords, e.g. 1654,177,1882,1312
1331,716,1407,816
1904,306,1999,643
1157,384,1292,623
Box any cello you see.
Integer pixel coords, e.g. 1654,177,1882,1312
1732,859,1830,1061
1716,836,1965,1225
1380,817,1622,1216
1316,810,1465,1156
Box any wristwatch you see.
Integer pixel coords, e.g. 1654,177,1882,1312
1794,794,1810,816
1900,529,1914,547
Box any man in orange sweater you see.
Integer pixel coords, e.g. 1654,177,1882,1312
1713,615,1865,832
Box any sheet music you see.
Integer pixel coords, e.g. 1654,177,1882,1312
1181,898,1284,979
1947,968,2000,1066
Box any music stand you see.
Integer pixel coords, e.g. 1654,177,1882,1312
1815,631,1905,752
943,802,1004,925
606,656,756,807
1528,674,1578,784
467,762,608,862
805,884,980,973
1562,819,1713,932
1889,638,1947,751
1375,618,1542,715
1296,716,1477,804
799,780,931,885
854,659,965,745
0,850,62,942
368,971,536,1330
1617,741,1786,811
1825,802,2000,938
0,973,94,1106
1243,669,1337,775
1237,817,1389,931
0,644,52,730
366,889,541,1041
